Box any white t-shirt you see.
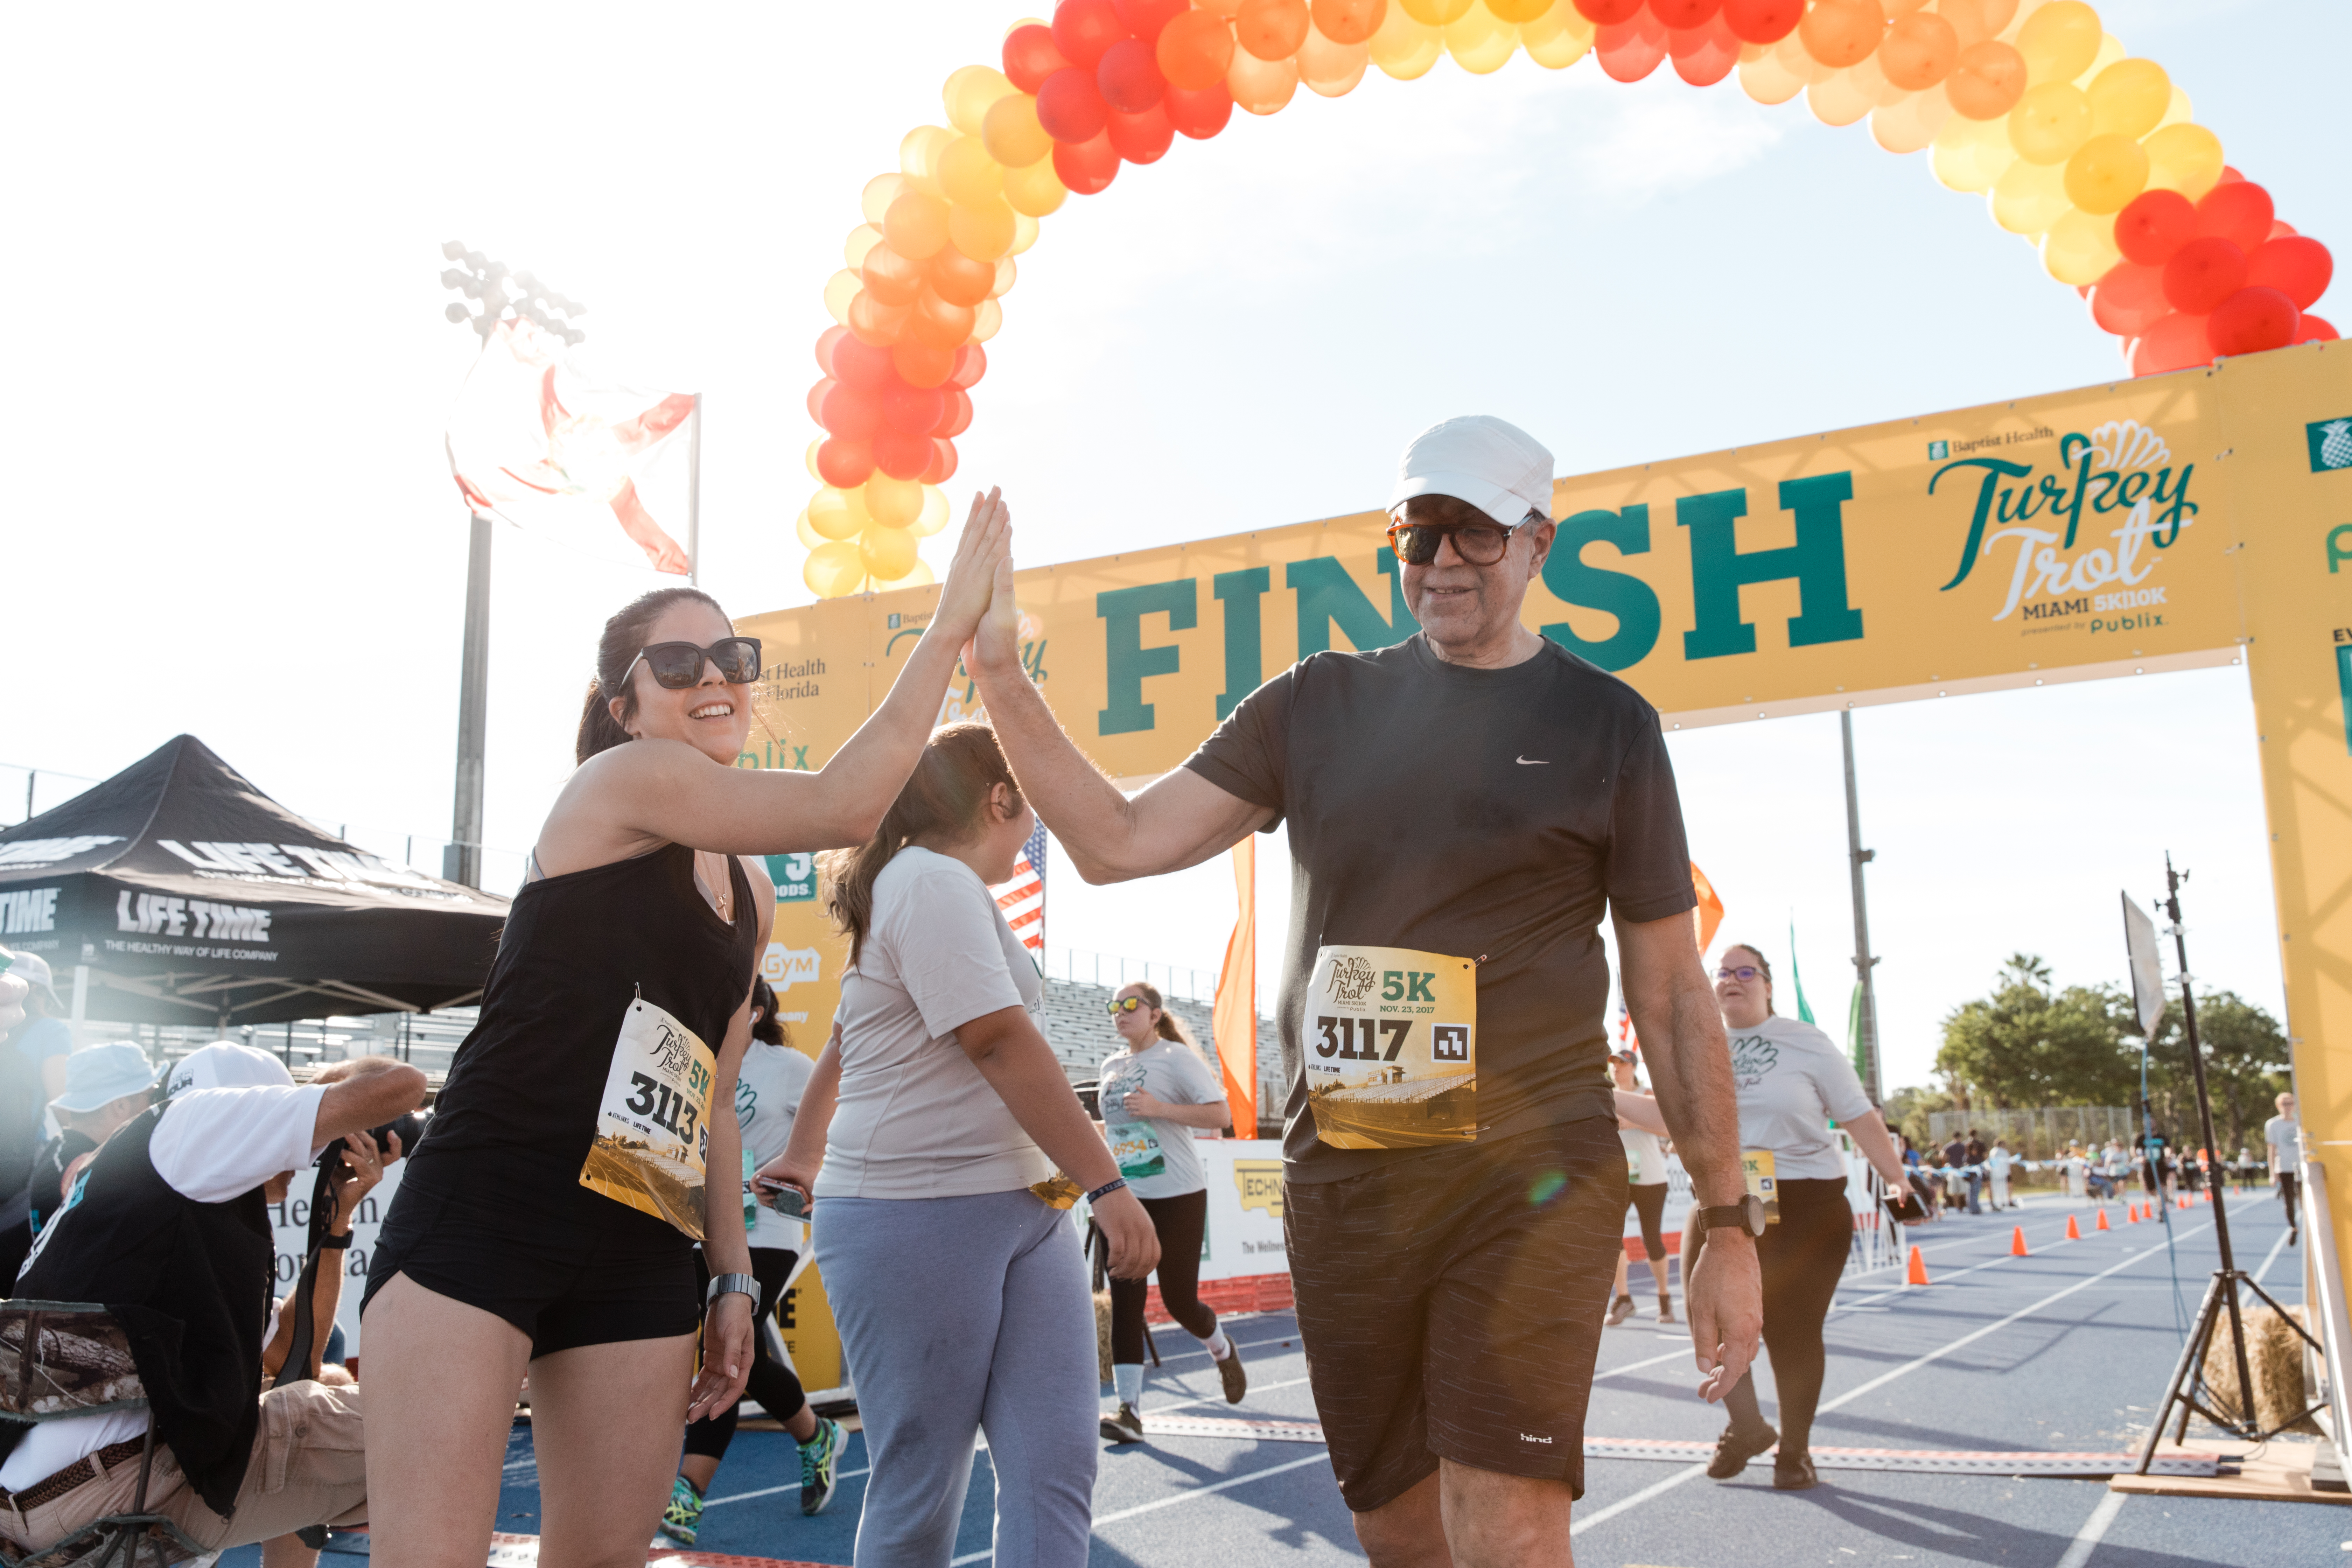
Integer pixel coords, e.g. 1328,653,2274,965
1,1084,326,1492
1987,1147,2013,1175
1098,1038,1225,1200
818,847,1052,1200
1620,1126,1666,1187
2267,1114,2303,1168
1724,1015,1874,1182
737,1041,813,1248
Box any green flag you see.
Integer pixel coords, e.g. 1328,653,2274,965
1789,916,1815,1025
1847,983,1867,1083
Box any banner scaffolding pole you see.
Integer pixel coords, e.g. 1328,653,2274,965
1841,709,1882,1106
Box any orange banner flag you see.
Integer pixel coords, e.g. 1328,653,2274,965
1212,836,1257,1138
1691,861,1725,954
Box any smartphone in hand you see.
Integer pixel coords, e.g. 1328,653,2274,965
1885,1191,1926,1225
755,1177,811,1220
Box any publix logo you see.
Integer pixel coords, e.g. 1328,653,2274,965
1929,420,2195,626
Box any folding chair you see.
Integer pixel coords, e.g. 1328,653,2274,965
0,1301,207,1568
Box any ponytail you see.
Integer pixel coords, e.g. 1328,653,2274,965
1122,981,1212,1070
575,586,727,765
820,722,1022,968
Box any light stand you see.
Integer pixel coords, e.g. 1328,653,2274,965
2135,853,2324,1468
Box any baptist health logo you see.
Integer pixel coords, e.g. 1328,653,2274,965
2310,418,2352,472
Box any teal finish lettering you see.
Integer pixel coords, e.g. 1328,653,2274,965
1539,506,1661,672
1288,548,1418,658
2151,464,2197,546
1929,457,2034,590
1213,567,1270,720
1096,578,1197,736
1678,475,1865,660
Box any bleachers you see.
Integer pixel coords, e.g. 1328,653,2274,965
1036,973,1285,1140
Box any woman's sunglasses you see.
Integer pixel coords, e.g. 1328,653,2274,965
624,637,762,690
1384,511,1541,567
1716,965,1763,982
1106,997,1150,1015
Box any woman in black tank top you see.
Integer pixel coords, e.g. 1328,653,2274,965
358,493,1013,1568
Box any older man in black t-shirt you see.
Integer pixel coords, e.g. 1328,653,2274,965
969,415,1762,1564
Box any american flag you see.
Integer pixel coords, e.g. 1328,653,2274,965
991,821,1047,959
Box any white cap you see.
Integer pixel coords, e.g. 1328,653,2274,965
166,1041,295,1097
2,948,59,1002
1387,415,1555,528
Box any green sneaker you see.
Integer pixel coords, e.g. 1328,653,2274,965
659,1474,702,1545
801,1415,846,1516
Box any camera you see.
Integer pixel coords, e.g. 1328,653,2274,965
316,1111,425,1172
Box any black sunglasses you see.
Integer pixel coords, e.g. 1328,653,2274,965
624,637,762,690
1385,511,1542,567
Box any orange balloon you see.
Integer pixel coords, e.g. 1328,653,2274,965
860,244,926,307
1879,12,1956,90
1486,0,1551,20
1237,0,1311,59
848,291,912,346
883,189,951,259
1797,0,1883,69
1311,0,1387,43
1945,40,2025,120
892,342,956,388
1938,0,2017,48
929,246,997,307
1159,9,1238,87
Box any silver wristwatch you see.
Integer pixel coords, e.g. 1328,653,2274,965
706,1272,757,1309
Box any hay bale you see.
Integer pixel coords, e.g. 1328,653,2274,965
2199,1303,2324,1437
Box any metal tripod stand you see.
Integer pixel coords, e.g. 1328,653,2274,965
2135,855,2325,1470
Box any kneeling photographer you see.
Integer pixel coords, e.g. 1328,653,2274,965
2,1041,425,1566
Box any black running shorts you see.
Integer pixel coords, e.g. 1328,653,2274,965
1286,1118,1625,1512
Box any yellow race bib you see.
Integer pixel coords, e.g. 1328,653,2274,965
1741,1148,1782,1225
1301,945,1477,1150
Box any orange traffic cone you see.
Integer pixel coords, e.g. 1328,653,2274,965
2066,1214,2082,1240
2095,1208,2109,1232
1907,1244,1931,1285
2011,1226,2031,1256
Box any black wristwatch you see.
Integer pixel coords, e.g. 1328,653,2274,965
1692,1195,1768,1239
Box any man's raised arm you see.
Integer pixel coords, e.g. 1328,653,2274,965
965,565,1270,883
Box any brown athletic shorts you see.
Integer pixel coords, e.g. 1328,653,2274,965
1285,1118,1625,1512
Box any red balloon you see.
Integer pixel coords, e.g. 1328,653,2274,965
817,383,882,440
1098,38,1167,111
2195,181,2275,257
2113,189,2196,268
1164,81,1235,139
1106,102,1175,163
1574,0,1646,22
2129,313,2212,377
2246,236,2333,311
2162,237,2246,315
2206,286,2300,358
882,381,947,434
1595,13,1667,81
1114,0,1189,43
933,386,974,439
950,344,988,388
2297,313,2339,344
1037,67,1110,142
806,377,836,426
831,334,897,391
2088,262,2170,338
1052,131,1122,195
1720,0,1801,43
872,427,934,482
816,436,875,488
1653,0,1718,26
1053,0,1129,70
815,324,850,378
922,439,960,486
1668,15,1737,84
1003,23,1074,91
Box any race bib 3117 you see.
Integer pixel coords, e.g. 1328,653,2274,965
1301,945,1476,1151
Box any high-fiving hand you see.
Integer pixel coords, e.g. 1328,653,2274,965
933,487,1012,644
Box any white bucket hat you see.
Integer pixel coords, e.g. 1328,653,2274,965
1387,415,1555,529
51,1042,164,1113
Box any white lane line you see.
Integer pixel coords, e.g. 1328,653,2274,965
2054,1488,2128,1568
1595,1346,1703,1384
945,1452,1335,1564
1568,1462,1709,1535
1145,1375,1310,1417
2253,1227,2292,1288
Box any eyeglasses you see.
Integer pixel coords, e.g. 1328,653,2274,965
1385,511,1542,567
1716,965,1763,982
623,637,762,690
1106,997,1149,1015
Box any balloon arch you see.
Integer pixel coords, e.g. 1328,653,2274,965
795,0,2336,598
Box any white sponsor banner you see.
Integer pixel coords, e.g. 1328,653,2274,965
268,1160,405,1357
1197,1139,1287,1282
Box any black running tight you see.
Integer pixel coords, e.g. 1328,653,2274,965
685,1246,809,1461
1110,1189,1217,1364
1692,1177,1852,1454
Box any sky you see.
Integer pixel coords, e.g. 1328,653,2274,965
4,0,2338,1094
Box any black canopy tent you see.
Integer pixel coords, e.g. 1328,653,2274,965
0,735,509,1027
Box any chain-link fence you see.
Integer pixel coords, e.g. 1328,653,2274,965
1925,1106,2135,1159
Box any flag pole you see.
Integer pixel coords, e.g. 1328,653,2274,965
1841,709,1883,1106
687,393,704,586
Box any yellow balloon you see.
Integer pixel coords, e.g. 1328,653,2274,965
1229,48,1299,114
860,524,919,582
2085,58,2167,140
992,257,1018,298
824,269,860,327
900,125,954,194
1521,3,1594,71
877,559,937,591
912,485,952,538
804,540,867,599
944,65,1017,137
1487,0,1551,19
844,224,883,271
2062,131,2146,214
2142,122,2223,200
2154,84,2192,133
884,189,953,259
1003,156,1067,218
939,136,1005,207
864,475,924,528
1991,154,2072,237
861,174,905,226
1400,0,1472,21
795,507,823,551
1872,84,1952,157
972,296,1004,343
2007,82,2091,165
2041,206,2120,286
1370,4,1443,77
2015,0,2102,84
2073,32,2123,89
806,439,826,482
1010,210,1041,256
1737,46,1807,105
1931,110,2016,194
982,92,1052,169
808,487,868,541
1444,1,1516,73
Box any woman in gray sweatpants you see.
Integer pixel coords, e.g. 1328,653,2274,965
761,724,1162,1568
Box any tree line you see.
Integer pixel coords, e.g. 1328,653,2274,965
1885,953,2289,1154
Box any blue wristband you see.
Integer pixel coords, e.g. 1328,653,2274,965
1086,1177,1128,1204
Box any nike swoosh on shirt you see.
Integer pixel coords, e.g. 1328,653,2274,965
1517,756,1548,765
